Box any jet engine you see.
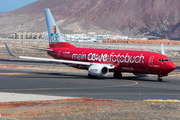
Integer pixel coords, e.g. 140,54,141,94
88,65,109,77
133,73,150,77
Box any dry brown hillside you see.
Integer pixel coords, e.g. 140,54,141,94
1,0,180,39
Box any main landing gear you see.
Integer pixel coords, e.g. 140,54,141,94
157,77,162,82
88,73,97,79
113,72,122,79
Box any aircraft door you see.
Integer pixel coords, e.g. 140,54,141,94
148,56,154,67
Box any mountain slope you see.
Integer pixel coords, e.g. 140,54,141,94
1,0,180,39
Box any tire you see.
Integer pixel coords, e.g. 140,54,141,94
88,73,97,79
157,78,162,82
113,72,122,79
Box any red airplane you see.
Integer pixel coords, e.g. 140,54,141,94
4,9,176,82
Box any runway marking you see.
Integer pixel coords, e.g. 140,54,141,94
0,80,138,91
31,92,180,97
1,92,180,97
42,93,180,96
144,99,180,102
0,73,30,75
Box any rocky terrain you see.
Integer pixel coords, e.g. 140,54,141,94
0,98,180,120
1,0,180,39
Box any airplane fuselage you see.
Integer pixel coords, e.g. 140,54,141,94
48,46,176,76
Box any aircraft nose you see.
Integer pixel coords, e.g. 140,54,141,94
167,63,176,72
171,64,176,70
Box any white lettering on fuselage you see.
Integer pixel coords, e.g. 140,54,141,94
72,52,86,60
87,52,144,64
72,52,144,64
87,53,108,62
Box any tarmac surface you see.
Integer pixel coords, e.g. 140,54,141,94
0,67,180,101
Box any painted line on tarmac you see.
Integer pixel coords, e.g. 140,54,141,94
42,92,180,97
0,80,138,91
0,73,30,75
28,92,180,96
144,99,180,102
46,93,141,96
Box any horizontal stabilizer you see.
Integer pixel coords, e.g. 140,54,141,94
22,47,54,52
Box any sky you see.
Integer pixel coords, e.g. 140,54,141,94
0,0,37,13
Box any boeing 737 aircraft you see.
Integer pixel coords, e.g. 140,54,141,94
4,9,176,82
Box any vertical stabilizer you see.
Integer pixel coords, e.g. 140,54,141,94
45,9,74,48
45,9,65,43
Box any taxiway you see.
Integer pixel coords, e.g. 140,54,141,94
0,68,179,100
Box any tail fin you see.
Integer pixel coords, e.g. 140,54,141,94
45,9,75,48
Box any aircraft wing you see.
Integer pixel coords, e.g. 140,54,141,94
4,42,115,69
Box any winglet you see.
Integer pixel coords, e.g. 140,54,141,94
4,42,15,57
161,44,165,55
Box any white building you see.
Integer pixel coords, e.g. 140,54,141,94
43,32,148,42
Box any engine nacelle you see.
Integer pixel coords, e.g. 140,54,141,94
88,65,109,77
133,73,150,77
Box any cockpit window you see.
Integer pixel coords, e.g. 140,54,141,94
164,59,170,61
159,59,171,62
159,59,162,62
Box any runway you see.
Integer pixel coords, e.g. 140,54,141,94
0,68,180,100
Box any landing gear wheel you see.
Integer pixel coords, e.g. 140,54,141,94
113,72,122,79
157,77,162,82
88,74,97,79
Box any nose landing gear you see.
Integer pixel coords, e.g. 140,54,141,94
157,73,168,82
